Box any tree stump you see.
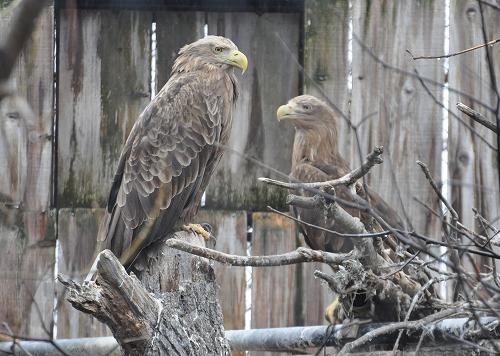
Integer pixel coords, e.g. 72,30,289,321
59,231,231,356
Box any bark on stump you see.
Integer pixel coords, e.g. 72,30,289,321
59,231,231,355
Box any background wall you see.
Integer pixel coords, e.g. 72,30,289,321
0,2,498,356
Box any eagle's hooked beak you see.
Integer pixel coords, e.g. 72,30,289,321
228,50,248,73
276,104,293,121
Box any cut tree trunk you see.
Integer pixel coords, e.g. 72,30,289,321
58,231,231,356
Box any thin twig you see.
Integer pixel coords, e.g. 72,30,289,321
164,239,358,267
266,206,390,239
337,305,467,355
457,102,498,133
259,146,383,190
405,230,500,259
416,161,458,221
392,278,436,352
408,38,500,60
443,332,500,354
478,0,500,11
412,67,496,150
473,208,499,235
381,251,420,279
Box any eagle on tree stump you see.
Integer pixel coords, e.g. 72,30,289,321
98,36,248,268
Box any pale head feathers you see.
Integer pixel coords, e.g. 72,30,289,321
277,95,341,167
171,36,241,74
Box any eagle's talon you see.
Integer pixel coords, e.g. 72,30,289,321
200,223,213,234
182,223,213,241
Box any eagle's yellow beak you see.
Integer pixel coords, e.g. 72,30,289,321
228,50,248,73
277,104,293,121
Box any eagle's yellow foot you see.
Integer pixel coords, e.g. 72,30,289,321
182,223,212,241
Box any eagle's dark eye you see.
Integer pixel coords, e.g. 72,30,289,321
214,46,223,53
302,104,311,110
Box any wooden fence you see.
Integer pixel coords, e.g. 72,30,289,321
0,1,499,355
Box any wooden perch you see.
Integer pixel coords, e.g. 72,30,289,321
287,193,384,272
258,146,384,190
59,231,231,356
165,239,359,266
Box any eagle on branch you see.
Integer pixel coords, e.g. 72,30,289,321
276,95,405,254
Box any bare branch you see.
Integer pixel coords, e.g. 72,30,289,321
258,146,383,190
405,230,500,259
416,161,458,221
408,37,500,60
286,194,324,209
411,65,496,150
337,305,468,355
392,277,437,352
478,0,500,11
457,102,498,133
267,205,390,239
473,208,500,235
164,239,358,267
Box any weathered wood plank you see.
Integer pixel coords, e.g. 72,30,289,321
154,11,204,90
205,12,300,210
296,235,332,326
250,212,299,356
57,9,151,208
304,0,351,159
448,0,500,271
0,3,55,338
196,209,247,332
302,0,352,321
351,0,445,238
0,210,56,338
56,208,111,338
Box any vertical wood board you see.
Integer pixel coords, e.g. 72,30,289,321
196,210,247,334
448,0,500,270
154,11,205,90
250,213,299,356
0,3,55,338
57,9,151,208
296,236,333,326
302,0,350,322
304,0,351,159
56,208,111,338
204,12,300,211
351,0,445,237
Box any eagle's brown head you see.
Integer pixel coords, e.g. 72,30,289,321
172,36,248,74
277,95,340,165
276,95,336,130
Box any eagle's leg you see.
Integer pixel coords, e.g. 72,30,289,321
182,223,213,241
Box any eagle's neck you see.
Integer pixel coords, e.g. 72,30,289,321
171,55,238,102
292,123,341,168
